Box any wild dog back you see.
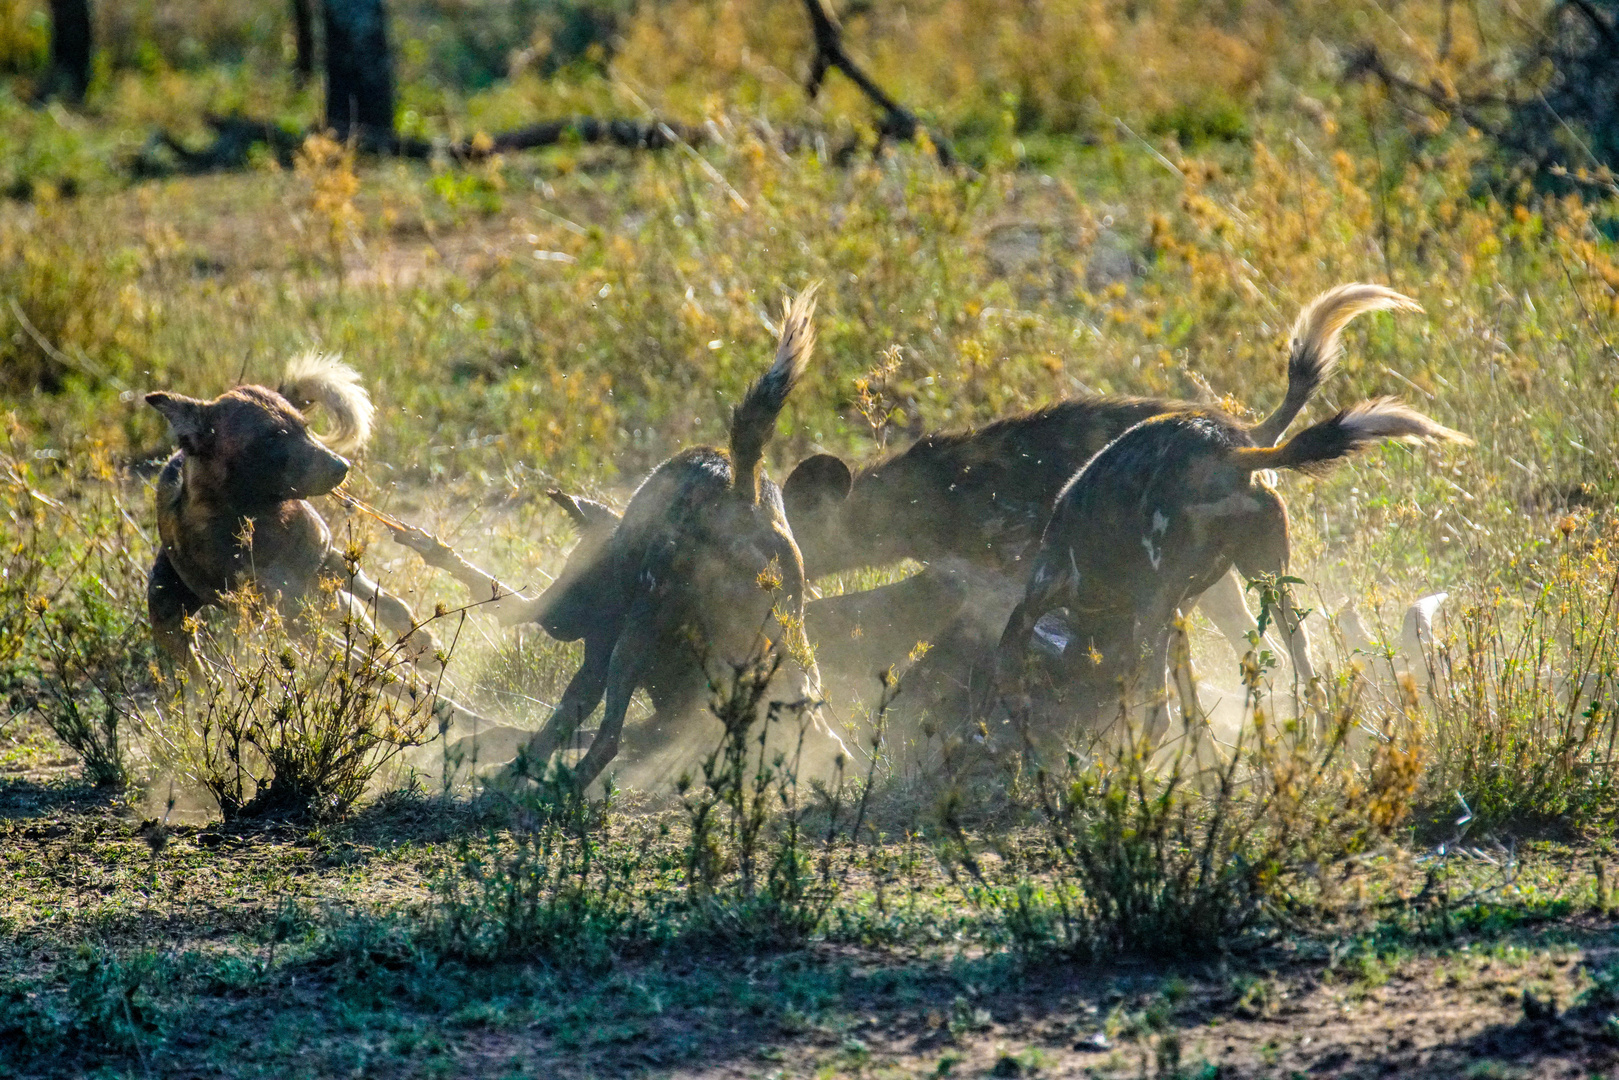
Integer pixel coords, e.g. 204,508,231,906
784,396,1176,578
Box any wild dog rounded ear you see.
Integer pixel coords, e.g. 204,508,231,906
783,453,853,521
145,392,210,452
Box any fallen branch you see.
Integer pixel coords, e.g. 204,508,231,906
131,114,307,176
328,490,542,625
451,117,710,159
131,113,874,179
801,0,956,166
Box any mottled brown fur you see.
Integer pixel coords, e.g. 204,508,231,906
780,284,1429,714
785,285,1424,580
143,383,449,692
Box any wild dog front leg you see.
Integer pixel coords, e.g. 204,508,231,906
148,550,207,672
324,552,445,671
569,612,659,790
991,594,1052,721
993,548,1077,709
763,532,853,761
1194,570,1267,669
1141,629,1175,747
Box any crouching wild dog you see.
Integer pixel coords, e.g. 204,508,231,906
382,489,625,768
495,284,840,790
994,397,1468,745
144,356,485,727
782,284,1426,681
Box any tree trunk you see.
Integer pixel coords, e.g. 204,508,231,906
323,0,394,142
43,0,92,104
292,0,317,84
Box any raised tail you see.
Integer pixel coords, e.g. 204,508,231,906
1248,284,1423,446
730,282,820,502
1234,397,1469,475
278,352,375,457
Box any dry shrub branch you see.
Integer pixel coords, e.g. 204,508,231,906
147,585,453,821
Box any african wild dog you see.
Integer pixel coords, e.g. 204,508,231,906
144,358,484,727
488,283,841,790
993,398,1468,745
782,284,1425,681
384,488,629,767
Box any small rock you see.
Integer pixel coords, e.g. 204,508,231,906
1075,1031,1111,1051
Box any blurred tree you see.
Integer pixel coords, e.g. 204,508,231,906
40,0,91,104
292,0,317,84
1350,0,1619,190
1518,0,1619,181
324,0,394,143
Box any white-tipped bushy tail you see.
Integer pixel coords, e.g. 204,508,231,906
1236,397,1470,475
1250,283,1424,446
1331,397,1469,444
278,352,375,457
731,282,820,500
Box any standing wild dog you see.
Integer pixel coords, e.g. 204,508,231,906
782,284,1425,678
994,398,1469,744
489,284,839,790
144,356,479,727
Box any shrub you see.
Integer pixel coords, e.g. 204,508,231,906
0,431,54,688
940,631,1421,959
1420,548,1619,834
677,652,849,946
148,583,448,821
15,451,154,788
25,587,145,787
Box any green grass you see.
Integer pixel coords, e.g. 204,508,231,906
2,0,1619,1074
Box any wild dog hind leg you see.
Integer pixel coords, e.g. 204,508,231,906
1233,494,1317,689
505,631,615,774
568,606,660,790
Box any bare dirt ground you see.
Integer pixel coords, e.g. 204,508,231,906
3,716,1616,1080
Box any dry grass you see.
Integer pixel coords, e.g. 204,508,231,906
0,0,1617,1073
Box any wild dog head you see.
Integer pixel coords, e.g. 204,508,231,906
146,385,350,510
519,489,625,641
781,451,855,576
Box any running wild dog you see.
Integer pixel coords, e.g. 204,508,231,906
145,357,482,728
461,284,834,789
994,398,1469,744
782,284,1425,679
